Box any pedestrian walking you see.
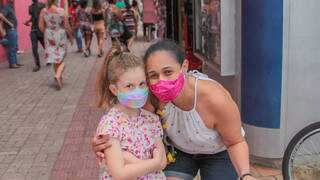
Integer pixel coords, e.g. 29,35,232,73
92,40,258,180
69,0,83,53
24,0,46,72
91,0,106,57
122,0,137,47
95,46,167,180
78,0,93,57
0,0,23,69
39,0,74,90
131,0,140,36
108,5,132,50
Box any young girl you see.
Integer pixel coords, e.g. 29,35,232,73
95,46,167,180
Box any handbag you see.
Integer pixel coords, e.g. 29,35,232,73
0,21,6,38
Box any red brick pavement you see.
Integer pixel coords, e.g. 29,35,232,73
49,57,105,180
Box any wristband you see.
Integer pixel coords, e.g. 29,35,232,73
238,173,252,180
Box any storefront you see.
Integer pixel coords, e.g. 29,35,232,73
166,0,320,167
165,0,239,95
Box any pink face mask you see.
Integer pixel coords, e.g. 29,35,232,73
149,73,185,103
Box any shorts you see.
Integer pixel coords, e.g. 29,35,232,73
164,149,237,180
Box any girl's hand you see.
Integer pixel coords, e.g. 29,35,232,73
91,134,111,162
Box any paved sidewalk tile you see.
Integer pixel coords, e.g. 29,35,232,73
0,39,104,180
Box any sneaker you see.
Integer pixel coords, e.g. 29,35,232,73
17,50,24,54
16,63,24,66
76,49,83,53
32,66,40,72
9,64,20,69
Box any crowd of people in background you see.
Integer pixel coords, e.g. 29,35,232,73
66,0,140,57
0,0,144,90
0,0,143,72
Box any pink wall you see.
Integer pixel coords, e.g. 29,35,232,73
0,0,46,63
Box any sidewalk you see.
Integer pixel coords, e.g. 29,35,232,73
0,36,282,180
0,39,106,179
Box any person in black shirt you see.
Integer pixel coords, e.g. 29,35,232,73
0,0,22,68
24,0,46,72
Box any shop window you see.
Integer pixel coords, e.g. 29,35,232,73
193,0,236,76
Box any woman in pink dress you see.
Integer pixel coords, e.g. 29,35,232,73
39,0,73,90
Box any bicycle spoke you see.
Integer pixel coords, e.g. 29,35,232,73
283,123,320,180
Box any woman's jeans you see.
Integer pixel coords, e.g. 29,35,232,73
6,28,18,65
74,28,83,50
164,149,238,180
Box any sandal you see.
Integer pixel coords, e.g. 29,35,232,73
98,50,104,58
84,50,89,57
54,77,62,90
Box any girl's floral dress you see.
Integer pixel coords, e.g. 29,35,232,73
43,8,67,64
97,108,166,180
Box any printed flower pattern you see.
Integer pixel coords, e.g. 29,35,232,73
43,10,67,64
97,108,166,180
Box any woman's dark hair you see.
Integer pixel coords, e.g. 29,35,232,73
92,0,102,10
132,0,138,7
124,0,131,10
80,0,87,8
143,40,185,65
107,0,114,4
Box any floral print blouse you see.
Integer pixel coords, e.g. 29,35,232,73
97,108,166,180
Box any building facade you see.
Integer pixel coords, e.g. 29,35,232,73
166,0,320,166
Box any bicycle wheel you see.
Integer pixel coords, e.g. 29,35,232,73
282,122,320,180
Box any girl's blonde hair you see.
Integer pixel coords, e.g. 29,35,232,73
96,46,144,108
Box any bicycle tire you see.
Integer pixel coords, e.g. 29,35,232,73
282,122,320,180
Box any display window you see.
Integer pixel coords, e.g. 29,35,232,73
194,0,221,67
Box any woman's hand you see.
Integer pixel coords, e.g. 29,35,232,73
152,148,165,170
242,175,257,180
91,134,111,163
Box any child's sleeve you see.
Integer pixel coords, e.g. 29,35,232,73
97,114,122,140
152,115,164,138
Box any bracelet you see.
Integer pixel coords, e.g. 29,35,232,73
238,173,252,180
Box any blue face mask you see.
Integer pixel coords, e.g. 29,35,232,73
117,88,149,108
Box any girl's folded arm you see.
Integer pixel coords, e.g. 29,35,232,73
105,138,161,180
